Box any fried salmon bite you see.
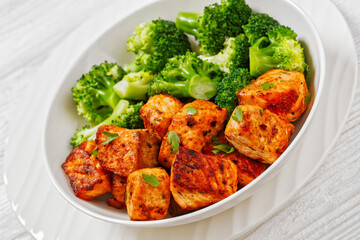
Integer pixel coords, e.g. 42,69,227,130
125,168,171,221
225,105,294,164
237,69,309,122
62,140,111,200
158,100,227,169
95,125,160,177
170,147,237,210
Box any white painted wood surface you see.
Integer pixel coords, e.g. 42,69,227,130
0,0,359,239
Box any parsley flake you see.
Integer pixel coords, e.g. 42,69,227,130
142,173,160,187
91,148,99,156
212,144,235,155
168,131,180,154
232,107,243,122
261,82,274,90
186,106,198,115
102,131,120,145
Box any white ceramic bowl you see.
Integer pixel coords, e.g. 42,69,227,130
43,0,325,227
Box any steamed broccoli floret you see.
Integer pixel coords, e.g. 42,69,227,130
242,13,279,46
176,0,252,55
71,62,126,125
199,34,250,74
113,71,155,101
126,19,191,74
214,68,252,117
249,25,308,77
148,51,223,100
115,101,144,129
71,100,144,147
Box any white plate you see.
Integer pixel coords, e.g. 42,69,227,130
42,0,324,227
3,0,357,238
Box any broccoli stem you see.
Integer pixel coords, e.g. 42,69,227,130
249,37,281,77
188,75,218,100
114,80,148,100
95,76,121,110
76,100,130,142
176,12,202,38
152,81,190,99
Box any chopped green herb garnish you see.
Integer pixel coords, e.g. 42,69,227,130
261,82,274,90
186,106,197,115
212,144,235,155
168,131,180,154
91,148,98,156
232,107,243,122
102,131,120,145
142,173,160,187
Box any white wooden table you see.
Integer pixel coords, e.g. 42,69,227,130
1,0,359,239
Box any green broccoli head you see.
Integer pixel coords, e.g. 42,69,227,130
112,101,144,129
176,0,252,55
71,125,92,148
149,51,223,100
214,68,252,117
249,25,308,77
242,13,280,46
199,34,250,74
126,19,191,74
113,71,155,101
71,62,126,125
70,100,144,148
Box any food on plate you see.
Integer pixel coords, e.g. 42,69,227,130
225,105,295,164
125,168,171,220
158,100,228,169
95,125,160,177
176,0,252,55
148,51,224,100
242,12,280,46
227,152,267,186
107,174,127,209
237,69,309,122
198,34,250,74
140,94,184,141
125,19,191,74
202,131,266,187
62,140,111,200
170,147,238,210
71,62,127,126
249,25,308,77
62,0,312,221
71,99,144,148
214,68,252,118
113,71,155,101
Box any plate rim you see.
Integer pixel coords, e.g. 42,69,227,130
41,0,326,227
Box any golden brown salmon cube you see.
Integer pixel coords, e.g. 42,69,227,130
237,69,309,122
158,100,228,169
96,125,160,177
202,132,267,187
225,105,295,164
140,94,184,141
170,147,237,211
125,168,171,221
62,141,111,200
107,174,127,209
